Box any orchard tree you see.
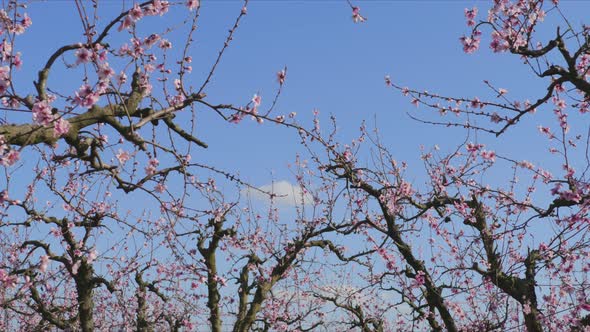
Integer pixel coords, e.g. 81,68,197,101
284,0,590,331
0,0,370,331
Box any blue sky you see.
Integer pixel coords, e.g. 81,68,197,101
187,0,590,191
12,0,590,198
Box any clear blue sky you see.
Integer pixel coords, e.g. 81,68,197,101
14,0,590,193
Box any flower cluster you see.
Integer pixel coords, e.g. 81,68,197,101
32,100,71,137
351,6,366,23
0,135,19,166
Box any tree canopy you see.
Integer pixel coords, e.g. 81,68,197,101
0,0,589,331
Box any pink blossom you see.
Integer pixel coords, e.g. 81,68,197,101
146,0,169,16
342,148,353,162
464,7,478,26
470,97,482,109
0,269,16,288
466,142,483,153
384,75,392,86
39,255,49,272
117,15,134,32
413,271,426,287
155,182,166,193
529,9,545,24
351,7,366,23
277,69,286,85
490,31,509,52
129,3,143,21
159,39,172,49
490,112,503,123
252,94,262,107
74,84,100,108
518,160,535,169
454,201,470,217
1,149,19,166
186,0,200,10
562,165,575,180
538,126,554,139
550,183,562,196
229,113,244,124
144,34,160,48
130,38,145,58
460,31,481,54
12,23,25,35
98,63,114,81
32,100,54,126
21,13,32,28
53,118,70,137
12,52,22,69
555,84,565,93
577,55,590,77
169,94,185,106
553,109,569,132
0,41,12,61
553,97,567,110
0,66,9,82
250,94,262,115
579,101,589,114
145,158,159,176
2,97,19,109
75,48,92,65
97,50,107,62
116,149,131,164
480,150,496,162
560,190,581,203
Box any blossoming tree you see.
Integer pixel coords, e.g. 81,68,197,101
290,0,590,331
0,0,370,331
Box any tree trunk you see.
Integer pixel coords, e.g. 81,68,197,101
75,262,94,332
